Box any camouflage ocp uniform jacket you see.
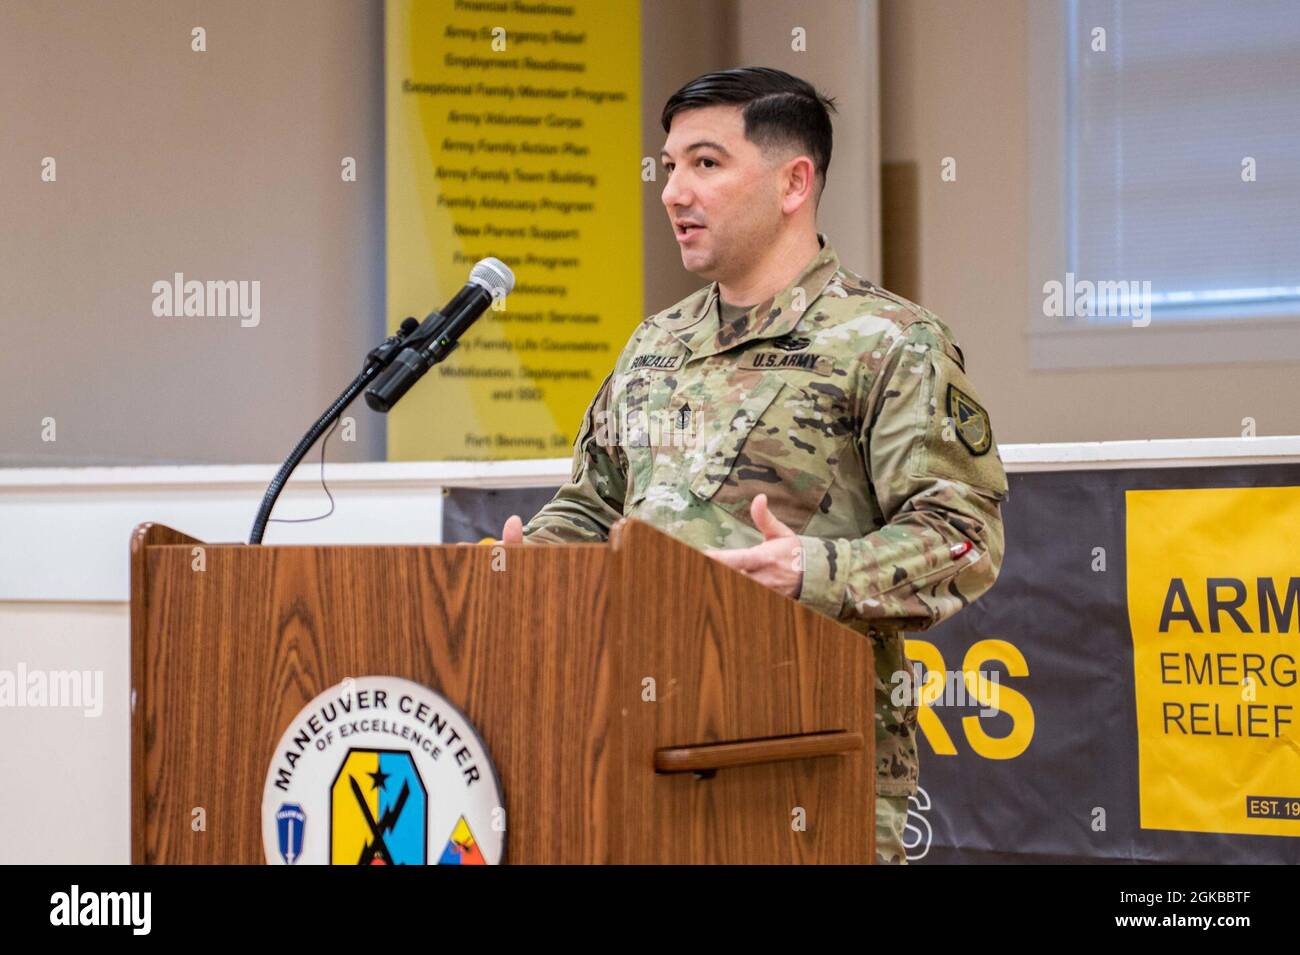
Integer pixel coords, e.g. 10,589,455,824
523,233,1009,797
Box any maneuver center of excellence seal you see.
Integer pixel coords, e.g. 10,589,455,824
261,676,505,865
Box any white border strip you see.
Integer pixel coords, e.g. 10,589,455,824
2,438,1299,602
1002,436,1300,471
0,458,574,492
3,435,1299,491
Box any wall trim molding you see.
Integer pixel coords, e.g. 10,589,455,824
3,438,1298,602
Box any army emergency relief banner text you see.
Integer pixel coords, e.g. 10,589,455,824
915,464,1300,863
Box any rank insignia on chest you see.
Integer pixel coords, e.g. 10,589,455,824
947,383,992,455
771,334,812,352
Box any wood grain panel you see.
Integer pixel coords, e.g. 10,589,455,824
609,519,875,863
131,519,874,864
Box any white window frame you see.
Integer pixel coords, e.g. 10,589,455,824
1026,0,1300,370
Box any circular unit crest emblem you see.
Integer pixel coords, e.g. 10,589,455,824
262,675,505,865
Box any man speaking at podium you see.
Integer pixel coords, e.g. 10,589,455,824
501,67,1009,864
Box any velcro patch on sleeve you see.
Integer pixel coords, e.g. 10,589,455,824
946,383,992,455
911,352,1008,497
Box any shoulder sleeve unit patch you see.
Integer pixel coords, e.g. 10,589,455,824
947,383,992,456
905,346,1009,500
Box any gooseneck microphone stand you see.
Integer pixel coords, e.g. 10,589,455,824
247,317,420,544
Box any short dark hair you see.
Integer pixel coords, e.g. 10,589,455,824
661,66,838,199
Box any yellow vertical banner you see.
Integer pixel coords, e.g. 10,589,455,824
1126,486,1300,836
384,0,643,460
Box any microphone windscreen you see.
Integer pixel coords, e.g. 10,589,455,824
470,257,515,297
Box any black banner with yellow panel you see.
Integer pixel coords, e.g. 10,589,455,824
442,464,1300,863
911,464,1300,864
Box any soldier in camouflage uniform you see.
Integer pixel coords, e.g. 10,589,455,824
503,68,1008,864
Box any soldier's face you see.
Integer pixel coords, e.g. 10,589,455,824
660,105,784,281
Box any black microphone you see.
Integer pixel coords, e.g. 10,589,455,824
365,257,515,413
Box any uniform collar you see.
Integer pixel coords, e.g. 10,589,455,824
652,232,841,359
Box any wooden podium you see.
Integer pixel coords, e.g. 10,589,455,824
130,517,876,864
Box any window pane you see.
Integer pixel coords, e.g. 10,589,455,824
1070,0,1300,319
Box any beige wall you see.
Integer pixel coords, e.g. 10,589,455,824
0,0,388,466
7,1,874,466
878,0,1300,443
0,0,729,467
6,0,1292,469
0,603,129,864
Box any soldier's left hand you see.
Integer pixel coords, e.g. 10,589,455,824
703,493,804,599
